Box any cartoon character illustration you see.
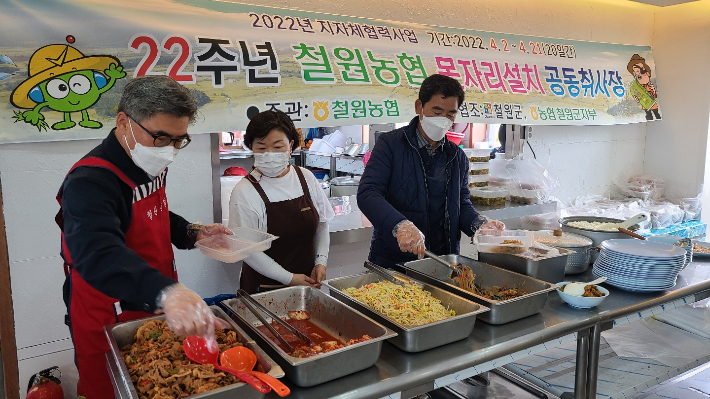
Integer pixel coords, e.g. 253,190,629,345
627,54,661,121
10,38,126,131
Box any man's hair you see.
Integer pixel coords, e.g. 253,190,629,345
244,109,301,151
117,76,198,124
418,74,465,107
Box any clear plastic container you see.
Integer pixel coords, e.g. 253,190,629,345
328,196,352,216
474,230,534,253
470,187,507,206
468,174,489,188
469,162,490,176
488,175,513,187
509,186,544,204
195,227,278,262
521,212,562,231
463,148,491,163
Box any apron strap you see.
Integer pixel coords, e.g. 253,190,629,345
292,166,310,196
247,174,272,205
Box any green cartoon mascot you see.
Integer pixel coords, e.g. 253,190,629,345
11,40,126,131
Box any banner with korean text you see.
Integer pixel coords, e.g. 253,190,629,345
0,0,660,143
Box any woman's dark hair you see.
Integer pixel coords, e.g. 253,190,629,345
243,110,301,151
418,74,465,107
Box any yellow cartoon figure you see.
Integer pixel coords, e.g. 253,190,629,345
11,38,126,131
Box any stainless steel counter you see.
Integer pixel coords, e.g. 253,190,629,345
263,261,710,399
328,196,557,245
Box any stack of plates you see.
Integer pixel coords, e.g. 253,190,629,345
592,239,687,292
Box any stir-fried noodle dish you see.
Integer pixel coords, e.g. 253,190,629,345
342,280,455,326
453,264,529,301
120,320,242,399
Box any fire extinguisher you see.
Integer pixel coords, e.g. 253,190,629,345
26,366,64,399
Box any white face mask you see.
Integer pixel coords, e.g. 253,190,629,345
253,151,290,177
125,119,179,178
419,114,453,142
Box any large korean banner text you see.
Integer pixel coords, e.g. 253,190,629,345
0,0,661,143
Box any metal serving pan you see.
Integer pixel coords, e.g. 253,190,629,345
324,271,488,352
478,247,574,283
105,306,284,399
560,216,636,263
222,286,397,387
401,255,557,325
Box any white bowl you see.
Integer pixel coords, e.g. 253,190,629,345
557,281,609,309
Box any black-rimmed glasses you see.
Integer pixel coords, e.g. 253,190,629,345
128,116,191,149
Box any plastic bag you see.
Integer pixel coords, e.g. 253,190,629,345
611,173,666,201
487,156,559,204
679,193,702,222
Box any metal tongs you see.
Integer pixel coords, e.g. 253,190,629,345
424,250,461,277
237,289,311,353
364,261,416,286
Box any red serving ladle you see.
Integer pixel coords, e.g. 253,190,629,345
220,346,291,397
183,336,270,394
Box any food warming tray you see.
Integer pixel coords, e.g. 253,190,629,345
401,255,557,325
222,286,397,387
104,306,284,399
324,271,488,352
478,247,574,283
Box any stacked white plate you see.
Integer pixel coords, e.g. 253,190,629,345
592,239,687,292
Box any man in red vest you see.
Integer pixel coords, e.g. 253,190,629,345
56,75,232,398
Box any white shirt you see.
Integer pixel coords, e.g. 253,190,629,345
228,166,334,284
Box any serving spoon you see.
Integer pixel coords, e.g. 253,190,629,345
183,335,270,393
220,346,290,397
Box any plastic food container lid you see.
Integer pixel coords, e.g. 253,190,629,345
470,187,508,198
468,175,489,183
463,148,491,157
195,227,278,263
533,230,593,248
474,230,534,253
521,212,561,230
469,162,490,170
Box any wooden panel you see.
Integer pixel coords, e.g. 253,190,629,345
0,178,19,399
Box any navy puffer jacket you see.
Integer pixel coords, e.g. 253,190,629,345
357,116,482,267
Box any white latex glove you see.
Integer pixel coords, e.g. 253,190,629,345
480,220,505,230
160,283,225,350
197,224,233,242
393,220,426,258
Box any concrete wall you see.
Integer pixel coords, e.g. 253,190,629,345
642,3,710,212
0,0,667,397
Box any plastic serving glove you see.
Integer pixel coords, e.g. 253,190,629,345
160,283,227,351
393,220,426,259
197,224,233,242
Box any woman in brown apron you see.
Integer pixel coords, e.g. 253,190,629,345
228,110,333,294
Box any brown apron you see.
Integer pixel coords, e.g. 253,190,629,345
240,166,320,294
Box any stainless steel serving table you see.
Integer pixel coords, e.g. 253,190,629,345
260,261,710,399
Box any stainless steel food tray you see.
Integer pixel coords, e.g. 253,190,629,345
402,255,557,325
105,306,284,399
478,247,573,283
324,271,489,352
221,286,397,387
560,216,635,263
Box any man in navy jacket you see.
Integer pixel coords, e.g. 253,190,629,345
358,74,501,267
